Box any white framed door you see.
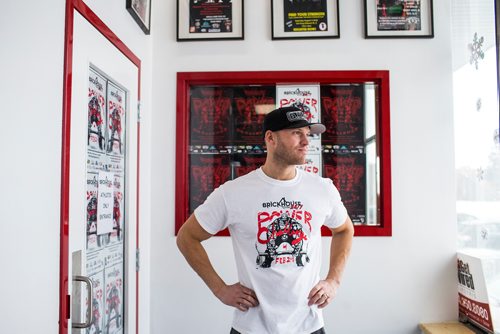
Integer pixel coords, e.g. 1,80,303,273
60,1,141,333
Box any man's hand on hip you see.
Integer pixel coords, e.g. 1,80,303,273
214,282,259,312
307,279,340,309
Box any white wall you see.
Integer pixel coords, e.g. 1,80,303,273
0,0,457,333
0,0,152,333
150,1,457,334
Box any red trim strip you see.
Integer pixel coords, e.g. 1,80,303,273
60,0,142,333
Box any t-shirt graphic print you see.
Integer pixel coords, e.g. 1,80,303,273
256,199,312,268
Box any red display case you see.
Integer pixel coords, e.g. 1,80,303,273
175,71,392,237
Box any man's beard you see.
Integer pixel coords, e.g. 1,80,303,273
273,142,306,166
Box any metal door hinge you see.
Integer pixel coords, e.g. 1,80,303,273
136,248,140,272
137,101,141,123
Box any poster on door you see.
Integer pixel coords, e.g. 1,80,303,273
104,249,124,334
88,69,107,153
107,82,126,156
86,254,105,334
109,174,124,245
97,171,114,236
87,172,99,250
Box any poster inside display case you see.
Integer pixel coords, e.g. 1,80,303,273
176,71,392,236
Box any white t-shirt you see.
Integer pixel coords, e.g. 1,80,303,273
195,168,348,334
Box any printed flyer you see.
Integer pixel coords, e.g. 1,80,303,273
97,171,114,236
110,174,124,245
323,153,366,225
107,82,126,156
320,85,365,147
377,0,421,31
457,251,496,333
283,0,329,33
233,86,275,146
104,248,124,334
87,172,100,250
189,0,233,33
86,254,105,334
88,69,107,153
190,86,233,150
189,154,231,212
276,85,322,175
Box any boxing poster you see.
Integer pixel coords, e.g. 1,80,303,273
189,154,231,213
323,153,366,225
283,0,329,33
276,85,322,175
189,0,233,33
320,85,365,147
107,82,126,156
86,254,105,334
104,248,124,334
190,86,232,150
88,69,107,153
233,86,275,147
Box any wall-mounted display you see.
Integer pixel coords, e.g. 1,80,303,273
126,0,152,34
177,0,244,41
364,0,434,38
271,0,340,39
175,71,392,237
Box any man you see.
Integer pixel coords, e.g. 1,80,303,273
177,106,354,334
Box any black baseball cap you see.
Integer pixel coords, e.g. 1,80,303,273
263,106,326,136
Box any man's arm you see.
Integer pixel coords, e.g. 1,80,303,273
176,214,259,311
308,216,354,308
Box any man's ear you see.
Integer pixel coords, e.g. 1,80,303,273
264,130,274,144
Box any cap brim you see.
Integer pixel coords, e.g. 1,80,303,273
309,123,326,135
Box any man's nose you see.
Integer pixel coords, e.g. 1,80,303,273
300,134,310,145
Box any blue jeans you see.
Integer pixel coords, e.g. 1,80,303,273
230,328,326,334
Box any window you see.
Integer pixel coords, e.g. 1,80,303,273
451,0,500,331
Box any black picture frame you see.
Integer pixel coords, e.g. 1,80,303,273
271,0,340,40
364,0,434,38
177,0,244,42
126,0,152,35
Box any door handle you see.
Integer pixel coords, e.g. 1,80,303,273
72,275,94,329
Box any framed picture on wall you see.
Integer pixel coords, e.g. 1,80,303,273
126,0,152,34
177,0,244,41
364,0,434,38
271,0,340,40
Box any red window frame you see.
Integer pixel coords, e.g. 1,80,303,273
175,70,392,237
